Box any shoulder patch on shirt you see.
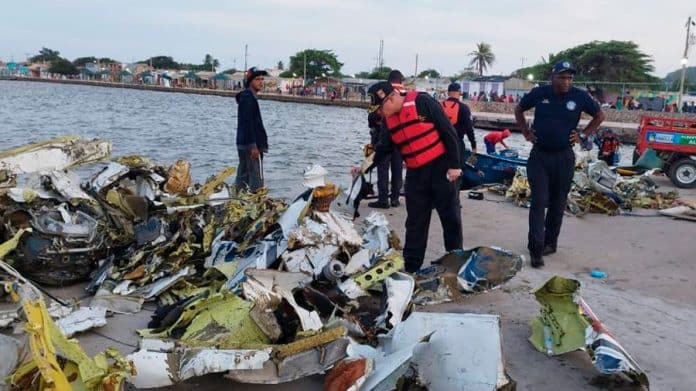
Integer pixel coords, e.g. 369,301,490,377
566,101,577,111
541,98,550,104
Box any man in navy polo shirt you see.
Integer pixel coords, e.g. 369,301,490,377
515,61,606,267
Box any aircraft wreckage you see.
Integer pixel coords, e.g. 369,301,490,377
0,137,651,390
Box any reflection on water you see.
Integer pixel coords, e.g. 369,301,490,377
0,81,633,198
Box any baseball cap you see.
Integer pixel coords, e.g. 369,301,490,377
388,70,404,84
245,66,269,84
367,81,395,113
552,60,577,74
448,82,461,92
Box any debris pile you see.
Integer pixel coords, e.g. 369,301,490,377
497,161,681,216
0,138,526,389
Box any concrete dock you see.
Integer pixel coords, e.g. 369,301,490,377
15,175,692,391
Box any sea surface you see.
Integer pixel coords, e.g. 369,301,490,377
0,80,632,199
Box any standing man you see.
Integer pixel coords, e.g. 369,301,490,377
368,70,406,209
366,81,463,272
235,67,269,192
515,61,605,267
441,82,477,158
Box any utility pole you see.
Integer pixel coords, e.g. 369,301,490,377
414,53,419,77
243,44,248,71
677,16,695,112
378,39,384,69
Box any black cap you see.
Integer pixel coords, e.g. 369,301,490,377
448,82,461,92
552,60,577,74
388,70,404,84
245,66,269,84
367,81,395,113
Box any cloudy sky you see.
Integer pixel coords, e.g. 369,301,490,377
1,0,694,78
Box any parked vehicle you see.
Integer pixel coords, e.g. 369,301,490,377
633,115,696,188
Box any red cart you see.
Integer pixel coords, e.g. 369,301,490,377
633,115,696,188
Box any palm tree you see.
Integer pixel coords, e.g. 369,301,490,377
469,42,495,76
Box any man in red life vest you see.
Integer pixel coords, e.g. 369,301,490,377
366,81,463,273
441,82,477,159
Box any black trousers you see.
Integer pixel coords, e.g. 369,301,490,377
377,150,403,203
403,156,463,272
527,147,575,256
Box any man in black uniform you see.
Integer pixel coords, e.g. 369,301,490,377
366,81,463,273
441,82,477,157
515,61,606,267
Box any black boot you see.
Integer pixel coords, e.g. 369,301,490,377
368,200,389,209
542,245,557,256
530,253,545,268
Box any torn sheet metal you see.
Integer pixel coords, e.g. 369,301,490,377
86,162,130,192
382,312,513,391
376,272,414,328
454,246,524,292
529,276,649,387
128,347,272,389
139,292,270,347
135,267,191,300
345,248,371,275
282,244,339,277
279,289,323,331
0,334,24,386
348,339,424,391
226,336,350,384
314,211,363,247
223,235,283,290
352,250,405,290
6,187,64,203
0,308,20,328
9,284,134,391
277,189,313,238
362,212,392,253
287,217,333,249
55,306,107,337
0,136,110,174
47,170,95,203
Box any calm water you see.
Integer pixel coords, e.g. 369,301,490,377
0,81,630,198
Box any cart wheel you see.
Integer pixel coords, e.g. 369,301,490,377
668,158,696,189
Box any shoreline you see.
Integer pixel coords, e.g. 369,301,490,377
1,77,648,142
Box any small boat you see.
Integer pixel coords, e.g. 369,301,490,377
461,149,527,189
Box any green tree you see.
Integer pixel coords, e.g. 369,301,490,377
203,54,219,71
368,66,392,79
49,58,78,75
73,56,98,67
140,56,179,69
454,67,479,80
98,57,119,64
469,42,495,76
514,41,659,83
30,47,61,63
354,71,371,78
284,49,343,80
222,68,238,74
418,69,440,78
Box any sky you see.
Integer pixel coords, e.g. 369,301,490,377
1,0,694,78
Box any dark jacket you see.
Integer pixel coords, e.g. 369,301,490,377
235,89,268,151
